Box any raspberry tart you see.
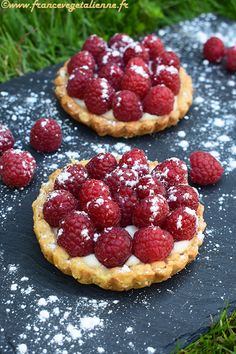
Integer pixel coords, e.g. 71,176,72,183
55,33,193,138
33,149,206,291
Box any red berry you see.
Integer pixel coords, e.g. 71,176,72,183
113,186,138,227
142,34,164,59
203,37,225,63
136,175,166,199
123,42,149,64
152,65,180,95
94,227,132,268
67,68,93,99
99,63,124,91
126,57,150,75
78,179,111,210
121,66,151,99
87,198,121,230
132,195,169,228
84,78,115,115
30,118,62,153
57,211,94,257
225,46,236,72
112,90,143,122
164,207,198,241
0,149,36,188
0,124,14,154
189,151,224,186
86,153,117,180
97,48,123,69
43,190,78,227
143,85,174,116
133,226,174,263
167,185,199,211
67,50,95,75
109,33,133,52
118,148,149,177
54,164,88,198
152,157,188,188
82,34,107,60
157,51,180,70
104,167,139,193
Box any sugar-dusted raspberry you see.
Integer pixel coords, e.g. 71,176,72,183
163,207,198,241
157,51,180,70
118,148,149,177
225,46,236,72
86,152,117,180
0,149,36,188
152,65,180,95
67,50,96,75
121,66,151,99
167,185,199,210
43,190,78,227
126,57,150,75
0,124,14,154
54,163,88,198
78,179,111,210
142,34,164,60
136,174,166,199
189,151,224,186
99,63,124,91
87,198,121,230
30,118,62,153
132,195,169,228
109,33,133,52
104,167,139,194
94,227,132,268
203,36,225,63
112,90,143,122
123,42,149,64
84,78,115,115
152,157,188,188
67,68,93,99
133,226,174,263
97,48,123,69
57,211,94,257
113,186,138,227
82,34,107,60
143,85,174,116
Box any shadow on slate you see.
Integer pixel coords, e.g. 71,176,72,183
0,13,236,354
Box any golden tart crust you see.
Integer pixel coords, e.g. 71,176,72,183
54,63,193,138
32,160,206,291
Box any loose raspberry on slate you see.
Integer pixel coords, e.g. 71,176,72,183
136,175,166,199
142,34,164,60
167,185,199,211
152,157,188,187
30,118,62,153
189,151,224,186
143,85,174,116
118,148,149,177
126,57,150,75
132,195,169,228
54,163,88,198
99,63,124,91
87,198,121,230
203,36,225,63
104,167,139,194
97,48,123,69
67,68,93,99
133,226,174,263
82,34,107,60
86,152,117,180
67,50,96,75
121,66,151,99
113,186,138,227
94,227,132,268
0,149,36,188
152,65,180,95
84,78,115,115
109,33,133,52
57,210,94,257
43,190,78,227
78,179,111,210
164,207,198,241
112,90,143,122
123,42,149,64
0,124,14,154
225,46,236,72
157,51,180,70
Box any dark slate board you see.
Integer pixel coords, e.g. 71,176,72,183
0,13,236,354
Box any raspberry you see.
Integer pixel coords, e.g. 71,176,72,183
152,157,188,187
84,78,115,115
113,186,138,227
82,34,107,60
43,190,78,227
118,148,149,177
0,124,14,154
67,68,93,99
133,226,174,263
0,149,36,188
143,85,174,116
87,198,121,230
97,48,123,69
86,152,117,180
54,163,88,198
167,185,199,211
123,42,149,64
189,151,224,186
203,37,225,63
136,175,166,199
126,57,150,75
109,33,133,52
152,65,180,95
157,51,180,70
57,211,94,257
112,90,143,122
94,227,132,268
142,34,164,60
121,66,151,99
67,50,95,75
132,195,169,228
164,207,198,241
225,46,236,72
78,179,111,210
99,63,124,91
104,167,139,194
30,118,62,153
